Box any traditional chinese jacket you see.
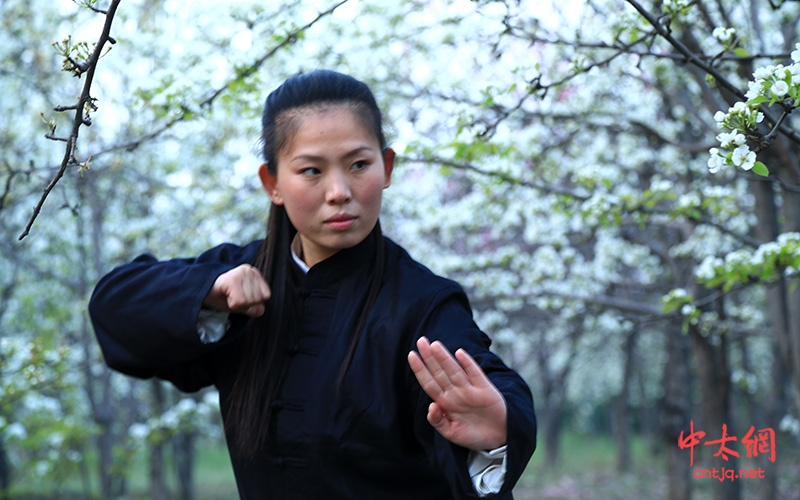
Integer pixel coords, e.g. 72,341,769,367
89,228,536,499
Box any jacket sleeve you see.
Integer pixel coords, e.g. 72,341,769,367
88,241,261,391
407,283,536,499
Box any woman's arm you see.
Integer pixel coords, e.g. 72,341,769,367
406,284,537,498
89,241,262,386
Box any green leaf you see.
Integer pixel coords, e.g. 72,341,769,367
746,95,768,105
733,48,750,58
751,161,769,176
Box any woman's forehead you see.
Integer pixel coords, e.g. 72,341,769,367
280,107,380,156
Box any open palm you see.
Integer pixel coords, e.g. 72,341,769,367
408,337,507,451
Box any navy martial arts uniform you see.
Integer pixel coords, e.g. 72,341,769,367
89,229,536,499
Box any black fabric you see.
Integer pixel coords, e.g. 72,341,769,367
89,229,536,500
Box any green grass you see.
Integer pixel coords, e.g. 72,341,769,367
515,431,800,500
8,440,240,500
8,431,799,499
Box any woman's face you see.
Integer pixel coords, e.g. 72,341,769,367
259,107,394,268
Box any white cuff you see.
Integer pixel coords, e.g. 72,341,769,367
197,309,230,344
468,445,507,496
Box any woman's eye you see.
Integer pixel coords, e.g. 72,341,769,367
351,161,368,170
301,167,321,176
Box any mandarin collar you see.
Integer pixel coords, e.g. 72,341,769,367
289,224,379,289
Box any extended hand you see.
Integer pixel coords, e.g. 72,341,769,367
203,264,271,317
408,337,507,451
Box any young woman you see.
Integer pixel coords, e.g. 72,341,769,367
90,70,536,499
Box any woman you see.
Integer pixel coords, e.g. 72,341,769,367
90,70,536,499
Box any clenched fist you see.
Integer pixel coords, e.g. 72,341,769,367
203,264,271,317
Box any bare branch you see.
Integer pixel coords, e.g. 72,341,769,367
20,0,121,240
0,162,17,211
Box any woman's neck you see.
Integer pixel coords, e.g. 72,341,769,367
290,234,311,273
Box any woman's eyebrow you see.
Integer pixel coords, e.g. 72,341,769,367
290,146,376,163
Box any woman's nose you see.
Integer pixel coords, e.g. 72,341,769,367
326,172,352,204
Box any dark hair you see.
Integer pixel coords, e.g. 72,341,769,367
226,70,387,460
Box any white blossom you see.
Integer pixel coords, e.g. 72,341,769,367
708,148,725,173
35,461,51,478
732,101,748,113
5,422,27,440
695,256,722,281
754,66,774,80
175,398,197,414
712,27,735,43
779,414,800,436
731,145,756,170
129,423,150,440
745,81,761,100
770,80,789,97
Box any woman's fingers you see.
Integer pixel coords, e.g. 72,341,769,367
409,338,509,450
426,338,470,387
409,337,471,400
204,264,271,316
408,350,443,400
454,348,491,387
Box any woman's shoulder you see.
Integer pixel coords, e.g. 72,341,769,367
382,237,465,299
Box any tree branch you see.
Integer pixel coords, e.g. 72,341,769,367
402,155,590,200
84,0,351,161
19,0,121,240
625,0,800,147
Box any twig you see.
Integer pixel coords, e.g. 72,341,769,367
0,162,17,211
625,0,800,147
198,0,350,108
83,0,350,160
20,0,121,240
403,155,590,200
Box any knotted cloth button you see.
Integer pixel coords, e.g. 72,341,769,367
272,456,286,467
270,399,284,411
287,344,300,355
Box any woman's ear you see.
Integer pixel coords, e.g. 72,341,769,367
258,164,283,205
382,148,395,189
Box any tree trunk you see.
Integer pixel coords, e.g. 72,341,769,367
781,186,800,428
79,169,127,500
150,380,169,500
0,437,9,500
95,367,125,499
689,320,740,500
661,326,692,500
760,343,787,500
750,151,795,500
636,361,658,456
78,443,92,500
541,403,562,467
174,431,195,500
615,330,636,473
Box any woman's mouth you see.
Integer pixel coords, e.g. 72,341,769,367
325,214,356,230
